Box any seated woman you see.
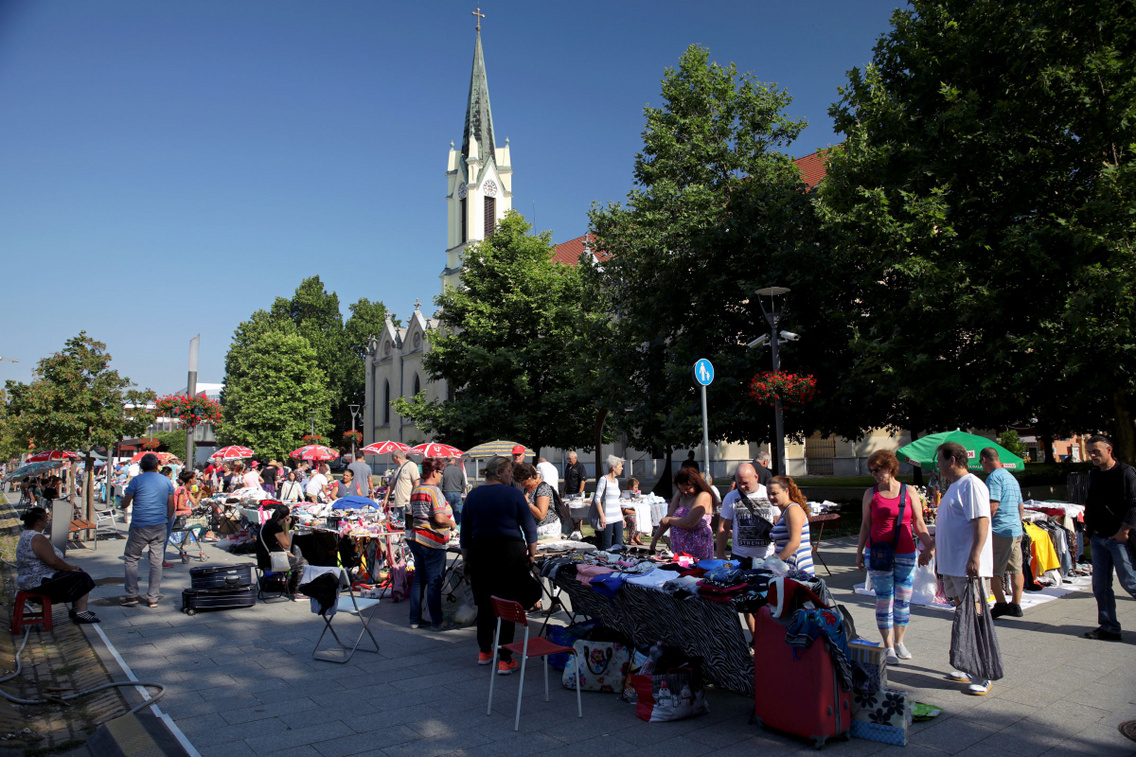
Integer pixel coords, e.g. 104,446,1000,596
650,467,715,559
769,475,815,576
16,507,100,624
621,477,644,546
256,505,308,598
514,463,561,540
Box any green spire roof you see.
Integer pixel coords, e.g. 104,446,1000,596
461,29,496,163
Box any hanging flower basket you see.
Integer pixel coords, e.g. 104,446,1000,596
302,434,326,445
156,393,222,429
140,437,160,450
749,371,817,407
342,430,363,445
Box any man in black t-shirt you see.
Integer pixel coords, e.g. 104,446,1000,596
563,452,588,539
1083,435,1136,642
753,452,774,488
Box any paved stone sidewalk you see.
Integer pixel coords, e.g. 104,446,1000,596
56,522,1136,757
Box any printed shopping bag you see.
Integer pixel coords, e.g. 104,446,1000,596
546,620,601,671
630,666,709,722
949,578,1004,681
562,640,631,693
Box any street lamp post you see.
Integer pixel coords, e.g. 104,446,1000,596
754,286,792,476
186,334,200,468
348,404,360,458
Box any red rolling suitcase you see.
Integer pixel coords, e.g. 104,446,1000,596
752,605,850,748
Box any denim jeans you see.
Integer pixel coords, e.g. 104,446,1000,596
1090,535,1136,633
598,520,624,550
408,540,447,626
444,492,463,526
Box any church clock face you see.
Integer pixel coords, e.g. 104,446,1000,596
457,182,467,199
483,179,497,197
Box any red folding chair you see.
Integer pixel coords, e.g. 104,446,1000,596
486,595,582,731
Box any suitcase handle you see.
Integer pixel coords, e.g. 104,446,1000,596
225,576,240,584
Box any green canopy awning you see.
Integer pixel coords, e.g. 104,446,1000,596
896,430,1025,472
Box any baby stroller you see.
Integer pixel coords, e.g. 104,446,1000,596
167,508,209,564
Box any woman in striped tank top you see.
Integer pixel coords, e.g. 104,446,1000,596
769,475,814,576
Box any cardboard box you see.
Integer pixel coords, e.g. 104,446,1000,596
847,639,888,692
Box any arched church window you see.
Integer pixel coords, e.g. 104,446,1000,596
382,380,391,425
414,374,421,396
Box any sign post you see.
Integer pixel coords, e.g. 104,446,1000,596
693,359,714,478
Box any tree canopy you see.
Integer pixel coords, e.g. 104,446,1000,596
395,211,597,455
588,45,818,463
4,332,154,517
219,328,332,460
814,0,1136,457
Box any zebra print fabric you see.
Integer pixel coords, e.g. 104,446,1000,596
552,574,754,696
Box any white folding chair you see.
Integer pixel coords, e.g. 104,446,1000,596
304,566,381,664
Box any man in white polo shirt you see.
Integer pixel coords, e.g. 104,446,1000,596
920,441,995,696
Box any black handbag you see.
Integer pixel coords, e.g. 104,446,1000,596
869,483,907,572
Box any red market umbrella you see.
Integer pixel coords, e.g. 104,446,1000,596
130,451,181,465
25,450,81,463
210,445,254,461
360,441,410,456
290,444,340,462
408,442,464,458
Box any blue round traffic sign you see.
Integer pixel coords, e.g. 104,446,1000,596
693,359,714,386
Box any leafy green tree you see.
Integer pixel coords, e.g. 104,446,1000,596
997,430,1028,461
394,212,596,455
155,430,187,462
220,329,332,461
4,332,154,519
816,0,1136,458
588,45,817,474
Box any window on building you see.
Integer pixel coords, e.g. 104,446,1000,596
484,196,496,237
461,198,467,243
414,374,421,396
382,380,390,425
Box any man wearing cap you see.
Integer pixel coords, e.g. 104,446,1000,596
120,453,175,608
511,445,528,492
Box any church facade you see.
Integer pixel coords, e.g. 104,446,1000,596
362,23,512,446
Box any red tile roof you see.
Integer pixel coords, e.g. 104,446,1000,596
793,149,828,189
551,233,609,267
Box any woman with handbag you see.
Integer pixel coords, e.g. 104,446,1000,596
856,449,933,665
257,504,307,598
592,456,625,549
279,470,304,504
514,463,561,540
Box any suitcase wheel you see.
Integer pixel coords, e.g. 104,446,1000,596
813,735,827,749
185,608,196,616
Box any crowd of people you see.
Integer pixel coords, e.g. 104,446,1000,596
10,437,1135,707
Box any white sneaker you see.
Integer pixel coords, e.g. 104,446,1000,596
894,642,912,660
885,648,899,665
946,670,970,682
967,679,992,696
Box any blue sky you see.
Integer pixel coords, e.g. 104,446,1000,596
0,0,903,394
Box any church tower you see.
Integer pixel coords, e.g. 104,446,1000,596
441,14,513,291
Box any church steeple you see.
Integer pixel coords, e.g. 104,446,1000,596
443,10,513,292
461,25,496,166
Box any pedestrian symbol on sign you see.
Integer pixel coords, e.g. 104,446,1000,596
693,359,714,386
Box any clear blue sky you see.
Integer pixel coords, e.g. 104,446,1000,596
0,0,902,394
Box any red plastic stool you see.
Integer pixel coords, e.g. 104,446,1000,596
11,591,53,634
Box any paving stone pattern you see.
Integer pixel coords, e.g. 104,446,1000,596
44,512,1136,756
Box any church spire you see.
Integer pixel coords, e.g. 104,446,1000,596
461,14,496,164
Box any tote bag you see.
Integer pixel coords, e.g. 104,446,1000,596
562,640,631,693
949,578,1004,681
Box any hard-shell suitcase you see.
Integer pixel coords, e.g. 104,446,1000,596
752,605,850,748
181,585,257,615
189,563,256,590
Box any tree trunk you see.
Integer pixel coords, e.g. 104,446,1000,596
1112,388,1136,464
652,446,674,501
593,408,609,490
909,429,923,486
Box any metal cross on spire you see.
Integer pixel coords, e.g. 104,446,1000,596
471,7,485,31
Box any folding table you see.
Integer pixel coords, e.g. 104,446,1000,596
303,565,382,664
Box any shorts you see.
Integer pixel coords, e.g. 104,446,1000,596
991,534,1023,575
941,574,990,604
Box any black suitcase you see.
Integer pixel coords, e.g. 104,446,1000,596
181,585,257,615
189,563,256,590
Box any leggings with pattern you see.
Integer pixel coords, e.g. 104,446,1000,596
870,552,917,630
